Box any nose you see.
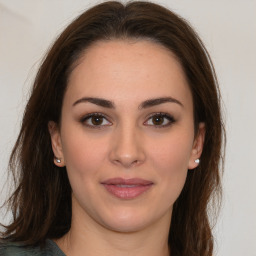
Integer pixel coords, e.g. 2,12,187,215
109,124,146,168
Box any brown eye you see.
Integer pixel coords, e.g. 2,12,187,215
91,116,104,125
152,115,165,125
81,113,112,128
144,113,175,128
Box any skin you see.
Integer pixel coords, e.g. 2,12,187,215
49,39,205,256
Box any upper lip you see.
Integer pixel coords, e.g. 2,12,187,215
101,177,153,186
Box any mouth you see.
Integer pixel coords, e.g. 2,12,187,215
101,178,154,200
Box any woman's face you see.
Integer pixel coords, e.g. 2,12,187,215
49,40,204,233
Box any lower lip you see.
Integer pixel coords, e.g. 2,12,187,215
103,184,153,199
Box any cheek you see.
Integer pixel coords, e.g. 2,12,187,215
148,133,193,198
61,129,108,179
151,132,193,168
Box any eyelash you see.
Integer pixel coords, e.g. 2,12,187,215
80,112,175,129
80,113,111,129
145,112,175,128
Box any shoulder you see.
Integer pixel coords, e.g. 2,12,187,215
0,239,65,256
0,241,41,256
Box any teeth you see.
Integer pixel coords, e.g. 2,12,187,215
116,184,137,188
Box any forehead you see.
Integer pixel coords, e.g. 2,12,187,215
65,39,192,109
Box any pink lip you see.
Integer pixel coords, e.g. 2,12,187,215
101,178,154,200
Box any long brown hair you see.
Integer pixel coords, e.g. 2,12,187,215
1,1,225,255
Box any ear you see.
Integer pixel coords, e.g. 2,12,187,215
48,121,65,167
188,122,205,170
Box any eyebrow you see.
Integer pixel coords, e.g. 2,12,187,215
73,97,114,108
139,97,183,109
72,96,183,109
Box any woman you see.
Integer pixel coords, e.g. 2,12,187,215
0,1,225,255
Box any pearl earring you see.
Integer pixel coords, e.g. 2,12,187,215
56,158,61,163
195,159,200,164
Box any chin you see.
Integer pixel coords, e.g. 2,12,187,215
98,206,162,233
104,218,150,233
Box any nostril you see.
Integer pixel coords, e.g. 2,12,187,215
112,158,142,168
108,132,146,167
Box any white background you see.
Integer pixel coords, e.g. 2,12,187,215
0,0,255,255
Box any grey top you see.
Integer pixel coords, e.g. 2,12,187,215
0,239,65,256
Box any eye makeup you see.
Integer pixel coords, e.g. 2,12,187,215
79,112,176,129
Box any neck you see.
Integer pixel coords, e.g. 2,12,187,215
55,199,172,256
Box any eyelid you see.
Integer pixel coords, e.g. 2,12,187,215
80,112,112,129
80,112,175,129
144,112,175,128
